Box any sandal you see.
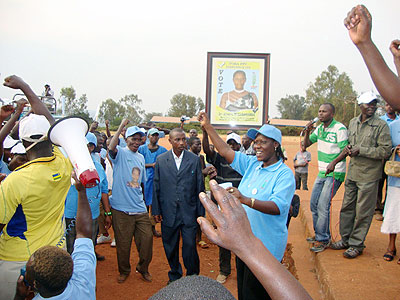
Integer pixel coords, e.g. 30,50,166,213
383,249,396,261
198,240,209,248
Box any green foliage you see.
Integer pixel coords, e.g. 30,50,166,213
60,86,90,120
97,94,144,126
120,94,145,125
277,94,307,120
304,65,357,126
60,86,76,105
278,126,303,136
74,111,93,123
168,93,205,118
97,98,126,127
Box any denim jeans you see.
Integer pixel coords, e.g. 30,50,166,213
310,176,342,242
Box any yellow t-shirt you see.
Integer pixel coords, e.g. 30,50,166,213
0,146,73,261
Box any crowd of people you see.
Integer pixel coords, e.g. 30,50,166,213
0,4,400,300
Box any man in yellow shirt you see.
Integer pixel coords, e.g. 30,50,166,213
0,76,73,300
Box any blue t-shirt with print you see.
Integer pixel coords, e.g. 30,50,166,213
109,146,147,213
64,160,108,219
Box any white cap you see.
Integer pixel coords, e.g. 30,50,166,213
358,91,378,105
11,142,26,154
3,135,19,149
19,114,50,142
226,133,241,145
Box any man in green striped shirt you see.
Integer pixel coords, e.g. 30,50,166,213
304,103,348,253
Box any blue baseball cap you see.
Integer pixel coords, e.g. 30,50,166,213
147,128,160,137
125,126,145,138
247,124,282,145
86,132,97,147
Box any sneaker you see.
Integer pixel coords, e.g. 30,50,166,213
97,234,111,244
375,214,384,221
111,239,116,247
306,236,316,243
216,274,228,284
310,241,330,253
330,240,348,250
343,247,362,259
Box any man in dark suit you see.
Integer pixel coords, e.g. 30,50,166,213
152,128,205,283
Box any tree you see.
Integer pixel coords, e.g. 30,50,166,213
59,86,76,114
60,86,91,121
277,94,307,120
120,94,145,125
303,65,357,125
144,112,163,123
97,98,126,127
167,94,205,118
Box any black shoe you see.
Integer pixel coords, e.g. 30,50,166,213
152,226,161,237
291,195,300,218
95,252,105,261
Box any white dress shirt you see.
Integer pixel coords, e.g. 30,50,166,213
172,150,184,171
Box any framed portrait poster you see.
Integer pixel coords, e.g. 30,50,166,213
206,52,270,129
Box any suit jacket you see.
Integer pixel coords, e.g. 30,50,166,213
152,149,205,227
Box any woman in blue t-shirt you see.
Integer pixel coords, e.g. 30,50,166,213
198,112,295,300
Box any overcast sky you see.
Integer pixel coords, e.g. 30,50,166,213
1,0,399,119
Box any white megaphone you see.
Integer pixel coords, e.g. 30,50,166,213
48,116,100,188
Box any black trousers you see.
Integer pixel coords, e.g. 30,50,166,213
161,222,200,281
219,246,231,276
376,169,387,212
236,257,271,300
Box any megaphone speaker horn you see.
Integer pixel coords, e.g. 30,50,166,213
48,116,99,188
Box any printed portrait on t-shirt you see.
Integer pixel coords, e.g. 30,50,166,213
127,167,140,188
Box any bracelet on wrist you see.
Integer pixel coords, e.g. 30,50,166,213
250,198,255,208
105,211,112,216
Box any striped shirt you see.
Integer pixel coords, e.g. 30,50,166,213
309,119,348,182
